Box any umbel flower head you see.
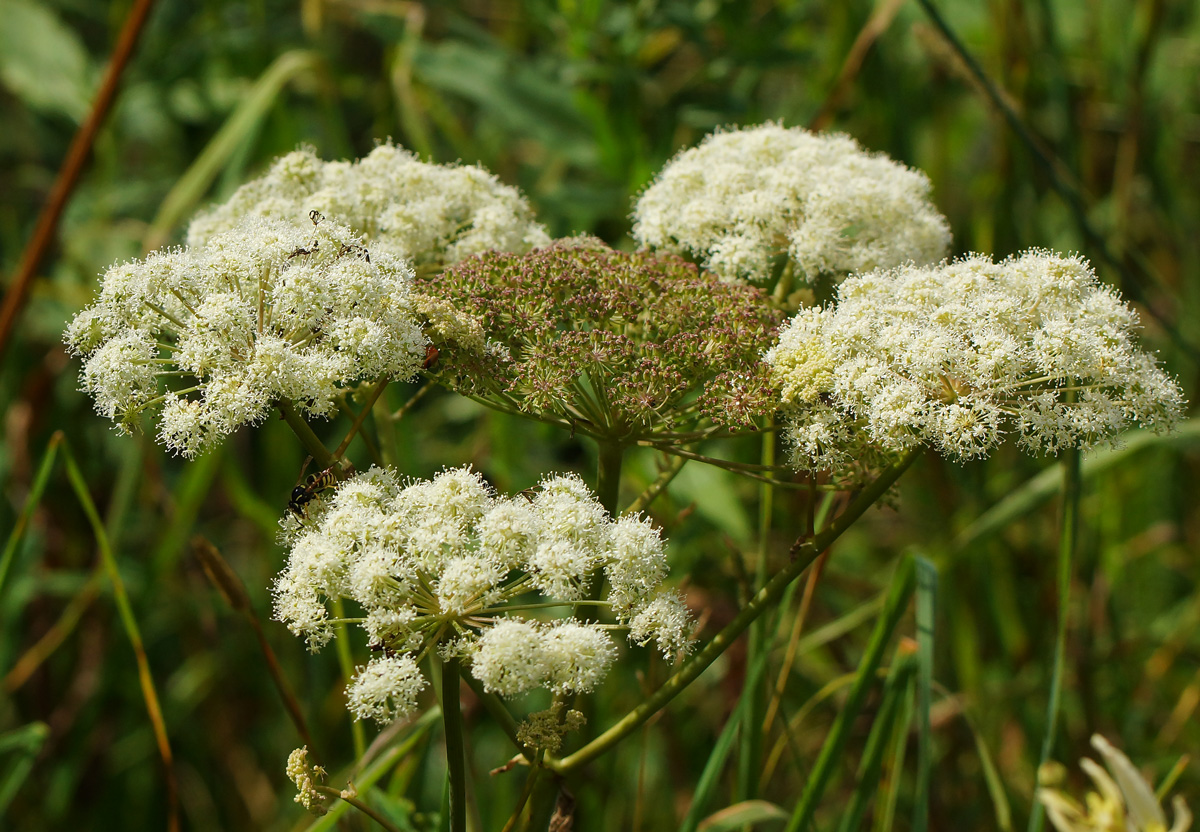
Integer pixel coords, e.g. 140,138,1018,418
273,466,693,724
632,122,951,286
766,251,1184,471
422,239,783,440
1037,734,1192,832
64,214,426,458
187,144,550,270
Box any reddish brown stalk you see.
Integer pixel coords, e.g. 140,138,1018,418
0,0,159,366
808,0,907,132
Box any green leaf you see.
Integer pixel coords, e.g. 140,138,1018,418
698,800,788,832
0,0,92,121
0,722,49,812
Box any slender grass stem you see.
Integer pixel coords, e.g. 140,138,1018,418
1027,442,1080,832
783,558,918,832
392,380,433,421
913,0,1199,361
313,786,404,832
59,435,180,832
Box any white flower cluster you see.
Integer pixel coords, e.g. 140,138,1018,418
187,144,551,268
632,123,950,284
272,466,693,724
767,251,1184,468
64,215,426,458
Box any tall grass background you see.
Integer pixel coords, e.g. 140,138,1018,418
1,0,1198,829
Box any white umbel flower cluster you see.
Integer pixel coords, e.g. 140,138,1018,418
767,251,1184,468
632,123,950,285
273,466,693,724
64,215,426,458
187,144,551,268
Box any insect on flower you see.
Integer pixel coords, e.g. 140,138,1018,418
287,210,325,259
421,345,440,370
288,463,340,517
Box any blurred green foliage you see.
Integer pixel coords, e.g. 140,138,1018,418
1,0,1199,830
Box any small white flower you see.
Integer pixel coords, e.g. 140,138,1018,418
543,621,618,694
471,619,550,697
605,515,668,611
633,122,950,284
627,592,696,660
66,216,427,457
436,555,505,615
767,251,1185,468
346,655,427,725
187,144,550,268
272,465,693,715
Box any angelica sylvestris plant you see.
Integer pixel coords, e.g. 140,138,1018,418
632,122,951,287
1037,735,1192,832
423,239,783,443
64,215,426,458
50,120,1193,832
767,251,1184,472
187,144,551,269
273,466,692,724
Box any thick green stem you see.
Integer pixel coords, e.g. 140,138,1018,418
278,399,336,470
595,439,625,518
441,657,467,832
737,424,776,801
373,395,400,468
1027,444,1081,832
331,597,366,761
551,449,920,774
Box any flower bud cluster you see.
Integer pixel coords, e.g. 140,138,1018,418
633,123,951,285
424,239,782,437
272,466,693,724
64,215,427,457
187,144,550,269
285,746,326,815
767,251,1184,469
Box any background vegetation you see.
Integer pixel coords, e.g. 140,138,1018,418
1,0,1198,829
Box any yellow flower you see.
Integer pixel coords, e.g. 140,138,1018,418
1038,735,1191,832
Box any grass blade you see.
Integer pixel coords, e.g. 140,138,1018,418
59,435,180,832
837,647,917,832
784,556,917,832
303,708,441,831
953,419,1200,553
142,49,325,250
1027,444,1081,832
698,800,788,832
912,557,937,832
0,721,48,813
0,432,62,598
679,643,771,832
